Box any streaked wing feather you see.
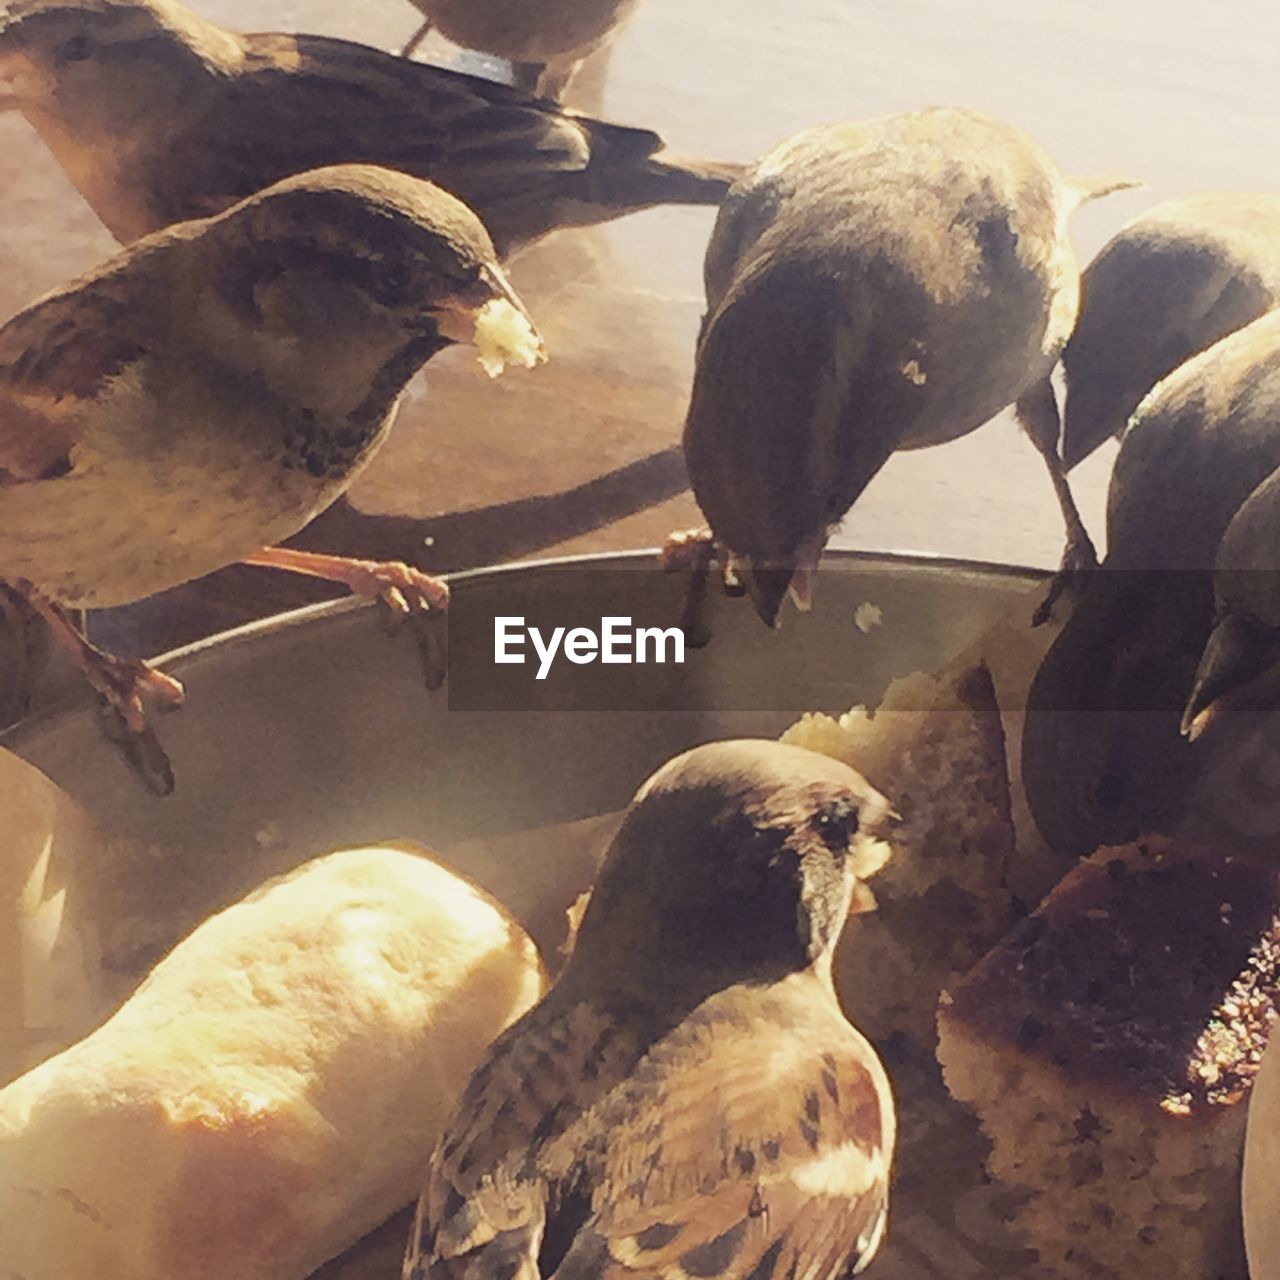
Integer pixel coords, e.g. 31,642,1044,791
556,1016,891,1280
0,274,143,483
406,998,656,1280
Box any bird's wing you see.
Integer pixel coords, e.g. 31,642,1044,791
405,996,654,1280
182,35,615,206
0,274,144,483
552,1009,892,1280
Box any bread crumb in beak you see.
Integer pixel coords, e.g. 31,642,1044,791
473,297,546,378
852,834,893,882
848,881,879,916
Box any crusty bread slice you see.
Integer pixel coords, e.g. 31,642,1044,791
939,836,1279,1279
0,843,546,1280
784,660,1017,1047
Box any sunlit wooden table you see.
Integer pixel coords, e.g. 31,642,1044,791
0,0,1275,665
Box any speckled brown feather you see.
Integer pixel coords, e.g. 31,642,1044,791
407,742,896,1280
409,978,890,1280
0,266,144,482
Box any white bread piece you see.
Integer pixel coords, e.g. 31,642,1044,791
0,747,105,1085
783,662,1016,1046
0,842,547,1280
1246,1034,1280,1280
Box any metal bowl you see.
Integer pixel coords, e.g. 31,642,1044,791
1,548,1047,1279
4,548,1044,953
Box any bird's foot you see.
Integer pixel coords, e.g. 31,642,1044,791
660,528,721,649
243,548,450,689
1033,537,1099,627
17,585,183,794
81,651,185,734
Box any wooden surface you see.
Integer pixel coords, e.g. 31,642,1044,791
0,0,1277,663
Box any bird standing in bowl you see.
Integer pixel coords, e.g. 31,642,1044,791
0,0,738,255
404,738,897,1280
0,164,543,791
664,107,1136,629
1061,192,1280,470
400,0,646,101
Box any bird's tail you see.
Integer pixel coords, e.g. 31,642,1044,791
587,150,749,213
1064,174,1144,212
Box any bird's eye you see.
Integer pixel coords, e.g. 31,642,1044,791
814,806,858,851
58,34,95,63
372,262,414,305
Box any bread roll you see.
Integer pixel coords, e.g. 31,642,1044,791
1246,1036,1280,1280
0,842,546,1280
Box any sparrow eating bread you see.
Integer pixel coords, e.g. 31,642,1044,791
0,0,741,254
1022,310,1280,859
0,163,542,789
401,0,646,101
404,738,897,1280
1062,192,1280,469
669,107,1135,628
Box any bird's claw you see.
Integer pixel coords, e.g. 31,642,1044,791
350,561,450,689
82,653,185,735
660,529,720,649
1033,538,1099,627
100,708,177,796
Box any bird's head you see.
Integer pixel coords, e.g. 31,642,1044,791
1182,469,1280,742
0,0,233,119
196,165,544,387
570,740,896,989
684,255,884,628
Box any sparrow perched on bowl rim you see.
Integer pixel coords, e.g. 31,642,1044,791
399,0,646,101
0,162,543,790
0,0,742,257
661,107,1136,633
403,738,898,1280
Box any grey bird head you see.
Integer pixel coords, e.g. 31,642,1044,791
684,259,880,627
196,164,543,370
569,740,895,987
1183,468,1280,741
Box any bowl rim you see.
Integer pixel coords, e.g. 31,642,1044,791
2,546,1048,747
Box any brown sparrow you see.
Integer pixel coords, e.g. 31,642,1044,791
1023,310,1280,859
1063,192,1280,468
404,738,897,1280
0,0,740,254
0,163,543,790
665,107,1135,629
400,0,646,100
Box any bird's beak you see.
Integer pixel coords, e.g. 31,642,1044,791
847,881,878,916
433,263,546,378
737,535,825,628
1181,611,1280,742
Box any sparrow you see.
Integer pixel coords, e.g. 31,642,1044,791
0,0,741,255
1062,192,1280,469
666,107,1136,628
0,162,543,790
1022,309,1280,860
400,0,646,101
403,738,898,1280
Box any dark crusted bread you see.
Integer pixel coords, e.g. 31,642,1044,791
939,836,1280,1279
